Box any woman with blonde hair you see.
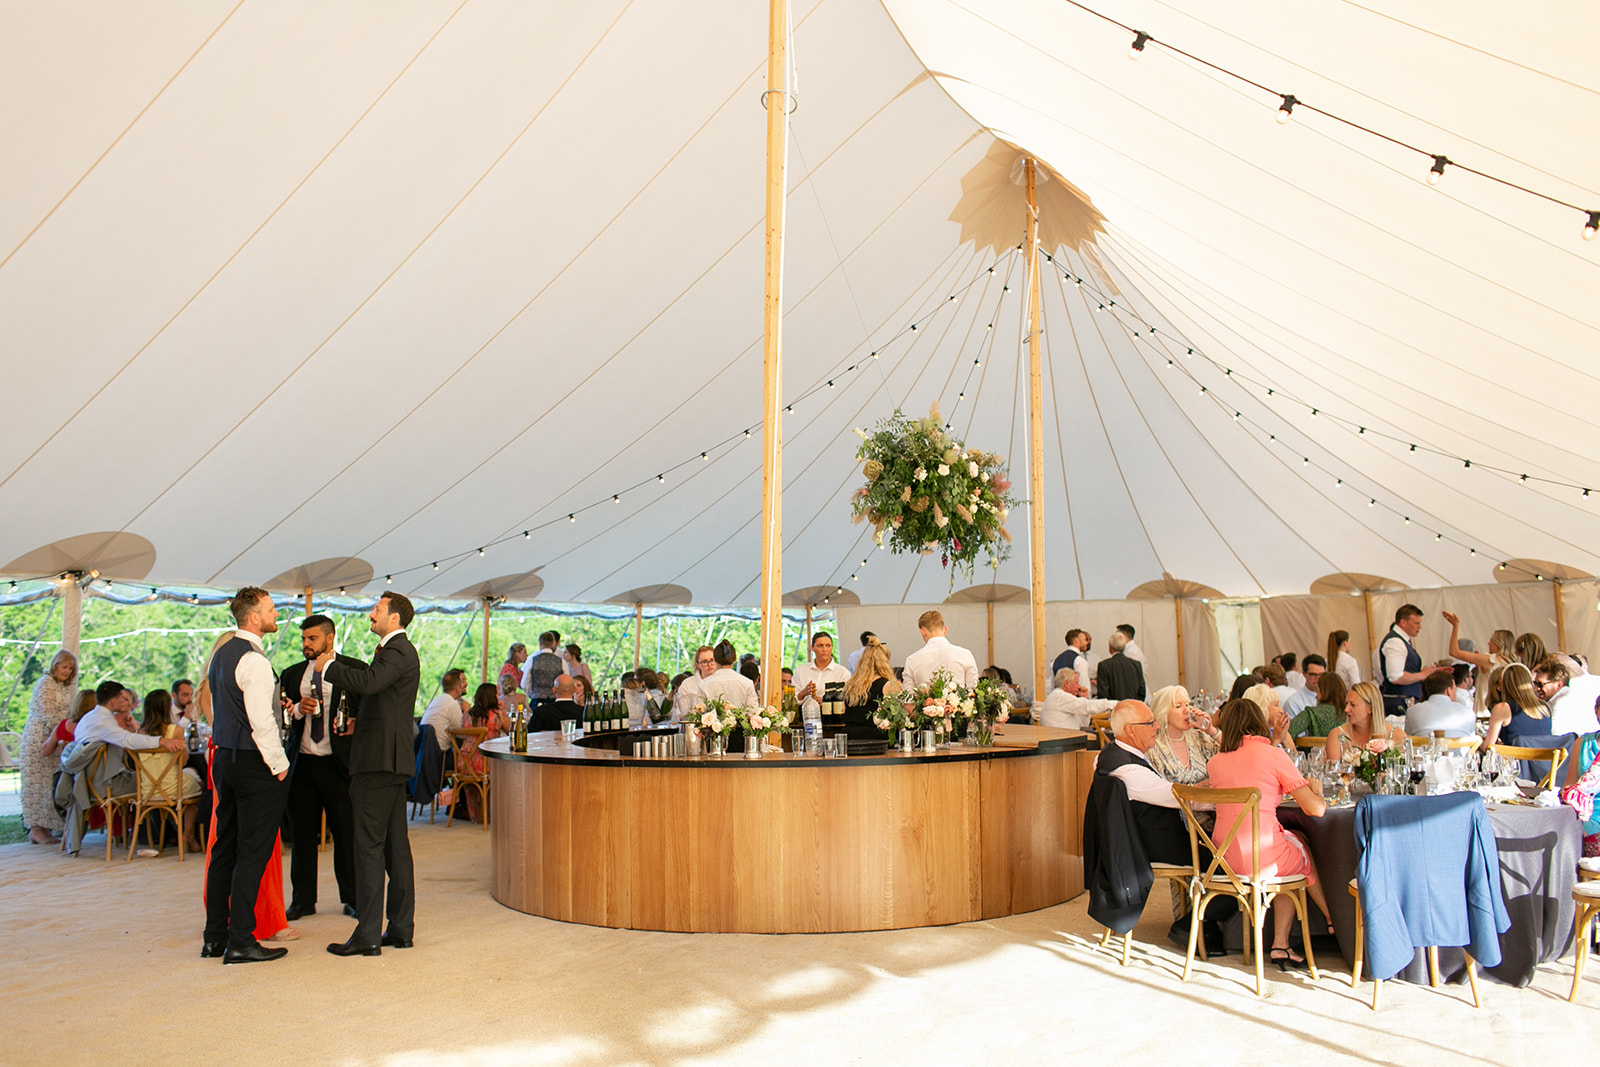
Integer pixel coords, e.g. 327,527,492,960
1145,685,1218,785
1240,683,1297,754
20,649,78,844
1440,611,1513,710
1325,680,1405,764
843,637,901,734
1481,663,1551,749
1514,632,1548,671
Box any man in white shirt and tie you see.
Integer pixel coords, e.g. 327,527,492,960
902,610,978,690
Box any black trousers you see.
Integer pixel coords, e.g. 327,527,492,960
349,770,414,946
204,747,288,948
287,753,355,910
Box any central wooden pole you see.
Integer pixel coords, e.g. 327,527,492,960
303,584,313,617
758,0,789,710
1024,159,1049,705
1362,591,1377,677
61,573,83,659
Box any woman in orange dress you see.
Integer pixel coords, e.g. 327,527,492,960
1206,697,1331,968
196,633,295,942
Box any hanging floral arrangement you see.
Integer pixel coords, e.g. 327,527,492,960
849,404,1017,582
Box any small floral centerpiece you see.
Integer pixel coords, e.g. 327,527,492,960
692,696,739,756
1345,737,1401,787
850,404,1018,583
900,669,963,741
966,677,1012,746
734,703,792,756
872,691,918,741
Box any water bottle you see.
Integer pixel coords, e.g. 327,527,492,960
801,696,822,755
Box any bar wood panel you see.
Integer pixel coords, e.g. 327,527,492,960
490,741,1089,933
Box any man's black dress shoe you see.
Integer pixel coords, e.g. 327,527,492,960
285,903,315,921
381,931,414,949
223,942,289,964
327,938,381,957
201,940,226,959
343,903,358,918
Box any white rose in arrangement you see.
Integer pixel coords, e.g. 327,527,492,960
968,461,980,476
937,463,950,476
915,467,927,481
854,427,868,439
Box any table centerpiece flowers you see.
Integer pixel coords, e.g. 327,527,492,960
966,677,1011,746
733,703,791,759
691,696,740,757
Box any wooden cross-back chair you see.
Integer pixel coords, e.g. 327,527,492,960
445,727,490,830
1171,785,1319,997
126,749,199,861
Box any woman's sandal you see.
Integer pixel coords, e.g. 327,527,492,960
1270,947,1307,971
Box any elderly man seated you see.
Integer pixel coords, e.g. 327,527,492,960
1039,667,1116,730
1405,671,1475,738
1093,700,1226,954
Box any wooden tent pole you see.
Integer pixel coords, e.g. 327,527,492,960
303,584,313,617
1024,158,1049,704
987,601,995,668
482,597,493,683
61,573,83,659
758,0,789,710
1363,592,1377,677
1554,580,1568,652
805,603,813,650
1175,597,1186,689
635,602,644,671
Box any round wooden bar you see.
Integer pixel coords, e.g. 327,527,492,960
483,726,1095,933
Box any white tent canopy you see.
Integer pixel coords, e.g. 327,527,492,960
3,0,1597,611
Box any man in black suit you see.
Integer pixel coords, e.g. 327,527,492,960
281,614,361,921
316,592,420,956
1095,630,1147,702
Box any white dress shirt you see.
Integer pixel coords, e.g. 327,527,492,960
298,663,334,757
792,658,851,702
1039,687,1116,730
672,673,705,721
1285,670,1305,692
846,648,865,673
1282,685,1318,719
226,630,290,776
420,692,464,750
697,668,759,710
1335,650,1361,689
1405,693,1476,738
902,635,978,690
73,705,162,752
1122,639,1147,666
1550,674,1600,736
1098,740,1178,808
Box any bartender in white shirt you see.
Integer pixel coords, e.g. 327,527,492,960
697,640,759,709
902,610,979,690
673,645,718,717
793,632,851,705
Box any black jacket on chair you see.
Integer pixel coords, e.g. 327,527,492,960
1084,774,1156,935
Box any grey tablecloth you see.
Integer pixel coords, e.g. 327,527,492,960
1280,801,1580,987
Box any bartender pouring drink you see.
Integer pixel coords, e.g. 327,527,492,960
793,632,850,724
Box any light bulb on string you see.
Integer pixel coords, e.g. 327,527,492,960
1129,30,1150,58
477,548,485,556
1428,155,1450,185
1586,212,1599,241
523,530,530,539
1275,94,1298,123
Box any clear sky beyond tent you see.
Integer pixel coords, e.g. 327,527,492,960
2,0,1597,606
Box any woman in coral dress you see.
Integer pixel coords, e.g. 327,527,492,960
1206,697,1332,968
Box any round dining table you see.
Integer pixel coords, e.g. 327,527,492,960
1280,798,1580,986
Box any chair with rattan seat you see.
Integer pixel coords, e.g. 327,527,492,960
1172,784,1319,997
84,745,136,861
1349,877,1481,1009
445,727,490,830
1489,743,1567,790
126,749,199,861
